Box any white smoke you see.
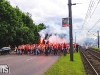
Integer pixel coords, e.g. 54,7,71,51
39,21,69,44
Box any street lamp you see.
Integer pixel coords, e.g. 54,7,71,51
68,0,78,61
68,0,76,61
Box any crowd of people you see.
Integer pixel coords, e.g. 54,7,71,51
14,43,79,56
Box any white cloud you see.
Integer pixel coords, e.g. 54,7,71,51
7,0,100,44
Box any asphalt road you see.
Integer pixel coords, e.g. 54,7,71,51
0,54,59,75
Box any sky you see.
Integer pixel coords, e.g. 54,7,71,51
8,0,100,44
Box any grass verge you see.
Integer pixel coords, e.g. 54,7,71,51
44,52,86,75
92,47,100,50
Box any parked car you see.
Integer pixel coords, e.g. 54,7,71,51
0,47,11,55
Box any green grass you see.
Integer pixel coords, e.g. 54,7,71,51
91,47,100,50
44,52,86,75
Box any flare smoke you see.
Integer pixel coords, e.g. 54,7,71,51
39,22,69,44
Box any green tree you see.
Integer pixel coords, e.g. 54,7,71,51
0,0,46,47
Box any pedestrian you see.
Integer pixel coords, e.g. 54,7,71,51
30,45,33,55
58,44,62,56
17,45,20,54
21,44,25,55
63,43,67,56
19,45,22,55
35,45,40,55
14,45,18,54
53,45,57,55
76,43,79,53
45,44,49,56
85,45,88,51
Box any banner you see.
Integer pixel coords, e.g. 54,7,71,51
62,18,69,27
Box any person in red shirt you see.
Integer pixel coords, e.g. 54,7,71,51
63,43,67,56
58,44,62,56
53,45,57,55
25,44,29,54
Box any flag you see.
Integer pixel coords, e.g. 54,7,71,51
62,18,69,27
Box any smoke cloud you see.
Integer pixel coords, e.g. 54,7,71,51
39,21,69,44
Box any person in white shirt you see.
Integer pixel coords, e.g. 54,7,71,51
85,45,88,51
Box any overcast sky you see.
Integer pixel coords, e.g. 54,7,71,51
8,0,100,44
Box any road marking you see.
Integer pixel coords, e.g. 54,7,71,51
26,57,36,61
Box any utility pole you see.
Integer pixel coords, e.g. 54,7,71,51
97,31,99,48
68,0,75,61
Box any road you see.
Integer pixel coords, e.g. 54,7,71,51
0,54,59,75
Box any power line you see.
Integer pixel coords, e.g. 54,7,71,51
81,0,100,34
88,19,100,32
83,0,98,28
87,31,97,36
73,29,96,30
87,0,95,18
82,0,95,29
86,0,100,23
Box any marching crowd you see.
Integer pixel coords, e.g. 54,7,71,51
14,43,79,56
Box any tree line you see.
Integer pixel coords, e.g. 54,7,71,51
0,0,45,47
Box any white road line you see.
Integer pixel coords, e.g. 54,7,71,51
26,57,36,61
